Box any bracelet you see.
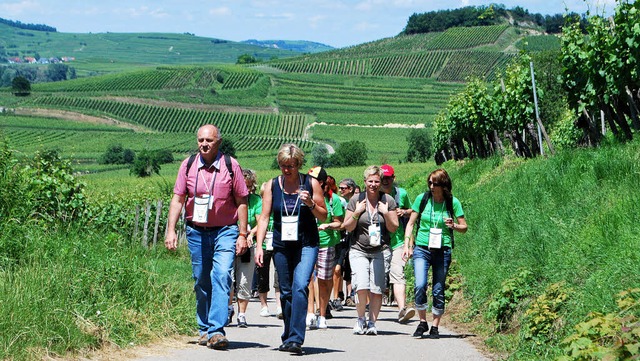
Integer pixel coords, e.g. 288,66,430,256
309,201,316,210
239,232,248,238
352,214,359,221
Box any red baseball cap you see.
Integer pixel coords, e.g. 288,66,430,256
381,164,395,177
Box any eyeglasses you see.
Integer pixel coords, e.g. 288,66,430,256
338,186,349,190
428,180,443,187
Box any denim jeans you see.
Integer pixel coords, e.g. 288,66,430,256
273,245,318,345
413,246,452,316
186,224,237,337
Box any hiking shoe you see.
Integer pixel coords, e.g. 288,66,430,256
429,326,440,339
237,314,248,328
353,317,366,335
325,305,333,319
226,306,234,327
413,321,429,338
365,321,377,335
317,316,328,329
332,299,344,311
259,307,270,317
198,334,208,346
207,334,229,350
276,307,283,319
398,306,416,323
344,297,355,307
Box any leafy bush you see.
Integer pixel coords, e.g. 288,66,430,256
99,144,136,164
130,150,160,177
559,288,640,361
487,269,535,331
406,128,432,162
522,282,569,345
330,141,367,167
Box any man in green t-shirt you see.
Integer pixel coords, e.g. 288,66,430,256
380,164,416,324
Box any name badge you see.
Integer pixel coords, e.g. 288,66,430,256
281,215,299,241
265,231,274,251
193,195,210,223
368,224,381,247
428,227,442,249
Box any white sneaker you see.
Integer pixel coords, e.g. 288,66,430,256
353,317,366,335
317,316,328,329
365,321,377,335
276,307,283,319
259,307,270,317
306,313,317,329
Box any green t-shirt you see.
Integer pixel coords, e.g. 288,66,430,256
411,193,464,248
389,187,412,250
318,193,345,248
247,193,262,229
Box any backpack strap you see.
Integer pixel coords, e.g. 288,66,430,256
414,192,455,249
185,153,236,196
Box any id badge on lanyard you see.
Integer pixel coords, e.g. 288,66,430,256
368,224,381,247
281,215,299,241
428,227,442,249
193,195,210,223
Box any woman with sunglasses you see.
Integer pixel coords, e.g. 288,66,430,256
254,144,327,354
404,168,467,339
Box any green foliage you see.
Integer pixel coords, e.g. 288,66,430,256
311,144,331,167
521,282,569,345
130,150,160,177
559,288,640,361
100,144,136,165
405,128,432,162
237,53,259,64
487,269,535,331
11,75,30,95
219,138,236,158
24,149,86,223
330,141,367,167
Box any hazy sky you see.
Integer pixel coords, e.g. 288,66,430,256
1,0,617,48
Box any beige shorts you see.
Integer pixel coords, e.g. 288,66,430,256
389,247,407,285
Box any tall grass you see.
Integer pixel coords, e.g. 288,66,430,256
0,225,194,360
404,138,640,358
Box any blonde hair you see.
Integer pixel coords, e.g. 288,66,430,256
363,165,383,180
276,143,305,169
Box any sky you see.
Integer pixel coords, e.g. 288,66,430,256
1,0,617,48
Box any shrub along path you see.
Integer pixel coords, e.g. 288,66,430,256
125,298,490,361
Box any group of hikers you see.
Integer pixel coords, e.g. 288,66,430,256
165,124,467,354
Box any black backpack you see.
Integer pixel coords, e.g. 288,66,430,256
415,192,456,249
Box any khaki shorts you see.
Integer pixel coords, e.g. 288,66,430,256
349,248,385,294
389,247,407,285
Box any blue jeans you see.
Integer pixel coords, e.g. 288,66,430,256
273,245,318,345
186,224,237,337
413,246,451,316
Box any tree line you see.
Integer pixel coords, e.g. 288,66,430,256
0,17,57,32
0,63,76,87
402,4,588,35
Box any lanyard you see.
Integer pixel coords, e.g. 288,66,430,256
194,164,217,197
430,199,446,229
279,175,303,218
366,195,379,225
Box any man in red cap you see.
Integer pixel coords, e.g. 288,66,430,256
380,164,416,324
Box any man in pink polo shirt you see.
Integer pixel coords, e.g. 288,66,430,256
165,124,249,350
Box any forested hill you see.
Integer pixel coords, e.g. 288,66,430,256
0,17,56,32
403,4,585,35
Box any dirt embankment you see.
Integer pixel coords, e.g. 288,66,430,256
14,108,150,132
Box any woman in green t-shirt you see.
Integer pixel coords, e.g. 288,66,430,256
404,168,467,339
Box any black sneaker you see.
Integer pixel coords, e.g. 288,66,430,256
428,326,440,339
413,321,429,338
332,299,344,311
325,305,333,319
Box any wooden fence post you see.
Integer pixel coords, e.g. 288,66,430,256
142,200,150,248
153,199,163,248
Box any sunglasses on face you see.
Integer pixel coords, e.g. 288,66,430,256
338,186,350,190
428,180,443,187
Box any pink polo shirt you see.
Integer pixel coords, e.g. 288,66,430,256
173,152,249,227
